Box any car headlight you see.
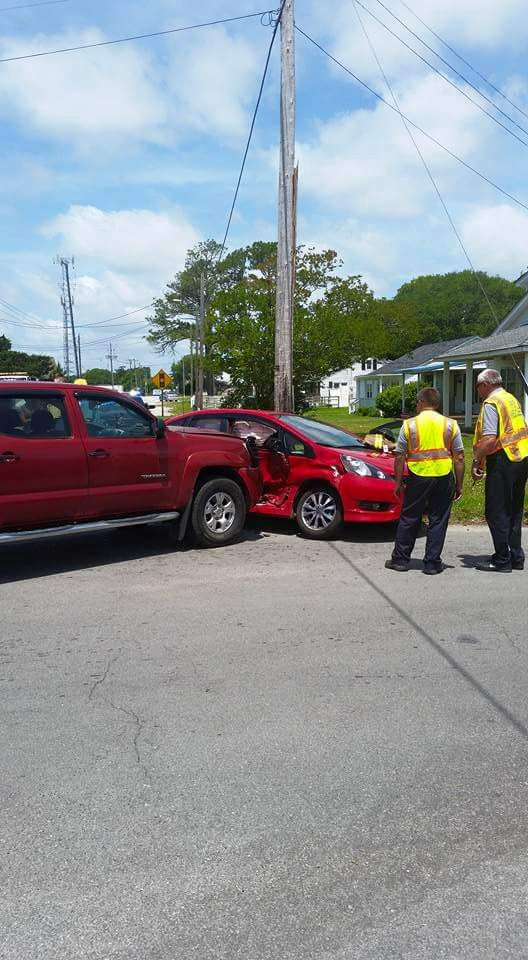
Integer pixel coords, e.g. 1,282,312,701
341,456,389,480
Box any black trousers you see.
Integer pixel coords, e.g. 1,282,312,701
392,472,454,568
485,451,528,566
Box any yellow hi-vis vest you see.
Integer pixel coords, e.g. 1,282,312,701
404,410,457,477
474,387,528,462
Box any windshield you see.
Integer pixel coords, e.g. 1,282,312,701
281,415,365,449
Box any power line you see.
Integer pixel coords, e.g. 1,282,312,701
351,0,499,327
352,0,528,150
295,26,528,215
369,0,528,140
217,0,286,260
396,0,528,125
0,10,275,64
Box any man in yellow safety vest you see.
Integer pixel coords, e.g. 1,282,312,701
472,368,528,572
385,387,465,575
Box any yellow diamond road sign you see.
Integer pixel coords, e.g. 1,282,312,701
152,369,172,390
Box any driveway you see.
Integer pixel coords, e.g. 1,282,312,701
2,522,528,959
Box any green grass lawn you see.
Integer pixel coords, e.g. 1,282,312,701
167,398,191,416
306,406,492,523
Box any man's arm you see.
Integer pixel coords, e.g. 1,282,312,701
473,402,500,463
453,450,465,499
394,452,405,498
473,434,500,461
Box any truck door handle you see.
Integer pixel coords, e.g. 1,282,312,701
0,451,19,463
88,448,110,459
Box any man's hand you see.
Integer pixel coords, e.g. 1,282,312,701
454,485,463,502
394,482,404,499
472,460,485,484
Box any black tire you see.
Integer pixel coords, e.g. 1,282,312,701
296,486,343,540
191,477,247,548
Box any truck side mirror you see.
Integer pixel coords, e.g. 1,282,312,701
156,417,166,439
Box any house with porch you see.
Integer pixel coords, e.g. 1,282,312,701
355,338,483,413
357,269,528,425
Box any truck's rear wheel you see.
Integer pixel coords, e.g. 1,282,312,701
191,478,246,547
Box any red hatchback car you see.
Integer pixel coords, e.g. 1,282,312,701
168,409,402,538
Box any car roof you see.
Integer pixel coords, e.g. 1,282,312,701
174,408,281,418
0,382,128,398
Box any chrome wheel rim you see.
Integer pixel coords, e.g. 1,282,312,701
204,492,236,534
301,492,337,530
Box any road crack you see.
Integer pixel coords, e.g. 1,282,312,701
105,699,152,786
88,655,120,700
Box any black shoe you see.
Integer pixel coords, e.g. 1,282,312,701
475,560,512,572
423,564,443,575
512,561,524,571
385,559,409,572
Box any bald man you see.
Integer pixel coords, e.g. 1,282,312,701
473,369,528,572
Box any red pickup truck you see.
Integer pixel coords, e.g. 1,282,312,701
0,382,261,548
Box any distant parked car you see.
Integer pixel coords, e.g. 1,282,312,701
0,384,261,548
168,408,402,538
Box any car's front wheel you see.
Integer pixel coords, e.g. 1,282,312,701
295,487,343,540
191,477,247,548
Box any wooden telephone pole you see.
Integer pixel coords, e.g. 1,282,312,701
274,0,296,413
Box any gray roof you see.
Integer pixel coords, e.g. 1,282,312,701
373,338,471,376
438,327,528,361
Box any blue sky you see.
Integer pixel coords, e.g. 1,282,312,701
2,0,528,374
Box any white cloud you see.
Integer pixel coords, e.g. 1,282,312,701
460,204,528,278
0,30,166,145
166,27,260,139
298,73,489,218
41,204,199,275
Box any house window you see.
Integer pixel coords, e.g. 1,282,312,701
366,381,373,399
341,382,347,387
373,359,378,371
361,361,366,372
366,359,372,370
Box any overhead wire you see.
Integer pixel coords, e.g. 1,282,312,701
0,0,71,10
351,0,528,150
217,0,286,261
351,0,500,328
295,26,528,215
0,10,276,63
369,0,528,139
396,0,528,125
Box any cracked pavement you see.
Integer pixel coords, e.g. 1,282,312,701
2,521,528,959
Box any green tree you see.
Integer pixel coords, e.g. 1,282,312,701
394,270,522,342
0,333,59,379
114,366,151,392
83,368,113,385
211,244,374,408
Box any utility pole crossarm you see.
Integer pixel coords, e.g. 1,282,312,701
274,0,296,413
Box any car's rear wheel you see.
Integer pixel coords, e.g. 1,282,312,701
191,478,246,548
296,487,343,540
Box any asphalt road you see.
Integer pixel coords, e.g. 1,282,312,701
2,520,528,959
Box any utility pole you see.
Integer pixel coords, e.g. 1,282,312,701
61,257,80,378
60,294,70,377
274,0,296,413
106,342,118,388
196,275,205,410
77,335,82,376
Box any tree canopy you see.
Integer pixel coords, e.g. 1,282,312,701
394,270,522,343
0,334,59,379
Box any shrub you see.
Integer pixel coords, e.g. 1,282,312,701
376,381,423,417
355,405,377,417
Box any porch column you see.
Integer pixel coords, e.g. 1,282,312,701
464,360,473,429
442,361,449,416
524,353,528,421
401,373,406,415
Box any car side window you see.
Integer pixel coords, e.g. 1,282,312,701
77,396,154,438
231,419,276,445
0,394,71,438
190,415,228,433
282,430,313,457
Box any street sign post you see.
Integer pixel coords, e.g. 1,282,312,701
152,370,173,417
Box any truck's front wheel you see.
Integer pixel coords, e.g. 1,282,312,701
191,478,247,547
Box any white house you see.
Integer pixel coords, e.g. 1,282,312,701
320,359,385,409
